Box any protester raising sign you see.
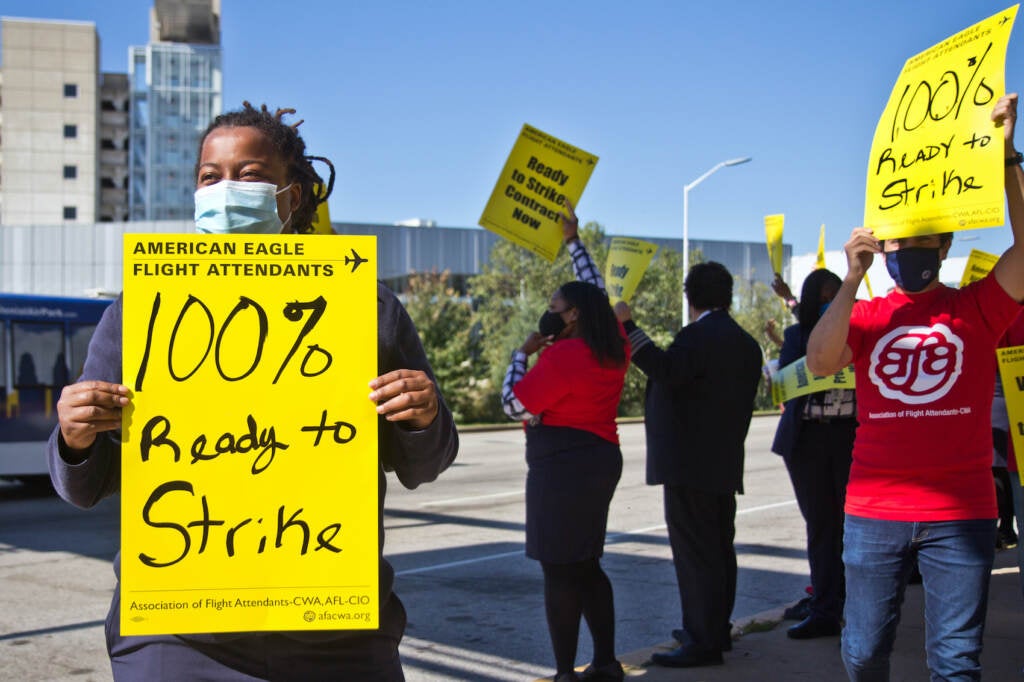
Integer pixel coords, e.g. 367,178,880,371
121,234,379,635
480,125,598,262
864,5,1018,239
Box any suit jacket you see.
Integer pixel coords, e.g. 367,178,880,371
630,309,762,493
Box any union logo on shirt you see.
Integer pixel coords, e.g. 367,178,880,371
868,324,964,405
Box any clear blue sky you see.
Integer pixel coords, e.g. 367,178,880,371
3,1,1023,259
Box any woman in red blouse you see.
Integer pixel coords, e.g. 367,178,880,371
502,201,630,682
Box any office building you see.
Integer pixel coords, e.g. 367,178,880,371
128,0,222,220
0,17,100,225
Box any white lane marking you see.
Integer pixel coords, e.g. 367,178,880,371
419,490,523,507
395,499,798,576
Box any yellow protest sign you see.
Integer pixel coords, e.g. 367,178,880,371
959,248,999,287
864,5,1018,239
121,234,379,635
604,237,659,304
997,344,1024,483
770,356,855,404
479,124,598,262
310,184,333,235
764,214,784,274
816,224,827,270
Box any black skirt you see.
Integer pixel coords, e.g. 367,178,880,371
524,424,623,563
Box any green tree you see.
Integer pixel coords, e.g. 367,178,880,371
731,276,790,410
401,270,490,423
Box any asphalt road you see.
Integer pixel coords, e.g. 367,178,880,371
0,416,811,681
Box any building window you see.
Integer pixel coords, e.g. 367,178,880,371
63,206,77,220
63,124,77,139
64,83,78,98
63,165,77,179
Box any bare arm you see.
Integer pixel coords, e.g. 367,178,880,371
993,93,1024,302
807,227,877,375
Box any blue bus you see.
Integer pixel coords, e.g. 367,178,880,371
0,293,114,483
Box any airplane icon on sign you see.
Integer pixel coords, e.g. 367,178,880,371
345,249,368,273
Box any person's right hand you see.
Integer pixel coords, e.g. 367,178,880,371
559,198,580,243
56,380,130,452
844,227,880,280
770,274,794,302
614,301,632,323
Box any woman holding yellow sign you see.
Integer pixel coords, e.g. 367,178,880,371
502,200,630,682
48,103,459,681
770,269,856,641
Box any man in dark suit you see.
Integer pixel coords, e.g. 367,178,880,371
615,261,763,668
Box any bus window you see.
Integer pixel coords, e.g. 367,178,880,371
69,324,98,382
12,322,63,416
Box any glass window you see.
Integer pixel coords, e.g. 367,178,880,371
63,165,77,179
64,83,78,97
63,124,77,139
68,324,97,381
63,206,77,220
12,323,63,388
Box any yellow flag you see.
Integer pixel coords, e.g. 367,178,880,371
121,234,380,635
770,356,855,404
864,5,1018,240
959,248,999,287
479,125,598,262
604,237,659,304
816,224,827,270
764,214,784,274
310,184,333,235
997,344,1024,484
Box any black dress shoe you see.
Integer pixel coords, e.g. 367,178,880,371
671,625,733,652
577,660,624,681
650,644,724,668
786,615,841,639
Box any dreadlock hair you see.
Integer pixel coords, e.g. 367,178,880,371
558,281,627,367
797,268,841,332
195,102,335,234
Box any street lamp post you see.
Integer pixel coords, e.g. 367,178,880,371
682,156,752,326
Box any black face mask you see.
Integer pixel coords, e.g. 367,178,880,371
538,310,567,338
885,246,941,292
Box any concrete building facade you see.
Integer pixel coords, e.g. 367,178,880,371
0,18,100,225
128,0,222,221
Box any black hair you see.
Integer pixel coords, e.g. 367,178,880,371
558,281,626,367
195,102,335,234
685,261,733,311
797,268,842,332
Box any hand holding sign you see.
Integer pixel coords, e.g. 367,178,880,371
993,91,1019,151
844,227,880,281
369,369,438,429
56,380,130,452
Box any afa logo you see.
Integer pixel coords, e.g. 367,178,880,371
868,324,963,404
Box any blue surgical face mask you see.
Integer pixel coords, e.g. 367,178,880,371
194,180,293,234
885,246,941,293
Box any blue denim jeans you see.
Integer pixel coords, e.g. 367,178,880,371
1010,473,1024,599
841,514,996,682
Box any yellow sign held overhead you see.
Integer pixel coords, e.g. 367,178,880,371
997,344,1024,484
959,248,1000,287
310,183,333,235
816,224,827,270
121,234,379,635
764,214,785,274
864,5,1018,239
770,356,855,405
479,124,598,262
604,237,659,304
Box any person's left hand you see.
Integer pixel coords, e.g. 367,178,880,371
559,198,580,243
520,332,553,356
369,369,438,429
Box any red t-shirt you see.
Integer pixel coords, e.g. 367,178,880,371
846,275,1021,521
513,336,629,444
